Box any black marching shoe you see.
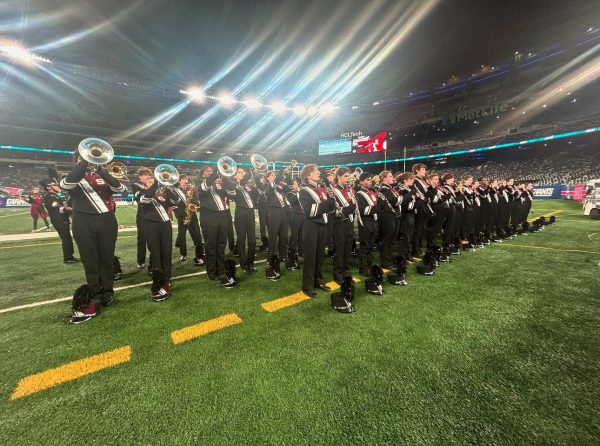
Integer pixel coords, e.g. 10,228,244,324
64,257,79,264
303,289,317,298
315,282,331,292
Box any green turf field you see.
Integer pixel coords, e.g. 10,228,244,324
1,200,599,445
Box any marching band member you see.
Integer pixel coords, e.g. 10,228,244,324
173,174,205,265
287,178,305,259
325,171,336,258
425,173,450,249
298,164,335,297
24,186,50,232
487,179,500,241
140,176,181,301
331,167,357,284
230,166,259,273
265,170,290,280
460,175,477,249
40,177,77,263
356,172,382,277
131,168,153,270
378,170,402,269
60,154,127,310
198,165,233,287
497,179,511,238
396,172,417,260
475,177,491,244
256,173,269,251
440,173,457,248
411,163,431,259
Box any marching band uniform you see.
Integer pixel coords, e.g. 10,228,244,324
173,183,204,263
231,176,259,272
487,186,499,239
299,180,335,296
426,184,450,249
265,179,290,263
41,180,76,262
461,186,476,244
198,172,230,282
331,183,357,284
497,185,511,233
26,190,49,231
131,180,150,267
523,187,534,221
378,182,402,268
397,184,416,259
452,186,465,242
256,179,269,249
60,160,127,307
475,185,490,239
441,183,457,246
287,189,305,257
140,181,180,283
357,186,381,276
411,176,431,257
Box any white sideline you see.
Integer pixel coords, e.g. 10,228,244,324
0,259,267,314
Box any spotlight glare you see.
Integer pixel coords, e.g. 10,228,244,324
307,106,318,116
319,103,335,115
293,105,306,116
185,86,206,103
271,101,287,115
218,92,236,107
244,97,262,111
0,39,52,66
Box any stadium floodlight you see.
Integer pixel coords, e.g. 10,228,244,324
217,91,236,107
307,105,318,116
243,97,262,111
182,86,206,103
293,105,306,116
319,103,335,115
271,101,287,115
0,39,52,66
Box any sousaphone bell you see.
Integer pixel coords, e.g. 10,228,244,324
250,154,268,172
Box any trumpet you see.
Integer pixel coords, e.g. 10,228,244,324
107,161,128,180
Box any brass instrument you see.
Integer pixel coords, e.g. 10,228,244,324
107,161,128,180
250,154,268,172
78,138,114,165
282,160,298,177
183,188,199,226
217,156,237,177
154,164,180,186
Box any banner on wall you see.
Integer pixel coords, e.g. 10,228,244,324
0,196,29,208
532,184,585,201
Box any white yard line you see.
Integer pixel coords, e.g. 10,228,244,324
0,259,267,314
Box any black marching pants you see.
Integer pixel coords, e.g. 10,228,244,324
226,208,236,252
379,212,399,267
443,206,456,245
398,213,415,259
462,204,475,241
289,212,304,255
51,215,75,261
72,211,118,304
302,219,327,292
235,206,256,269
267,207,288,261
136,211,148,265
146,219,173,280
358,218,376,272
412,209,429,256
258,204,268,244
333,217,353,283
200,209,228,278
427,204,448,248
176,212,203,257
326,216,334,252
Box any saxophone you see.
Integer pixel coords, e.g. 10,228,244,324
183,187,199,226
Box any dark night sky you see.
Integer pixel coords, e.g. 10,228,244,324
8,0,598,104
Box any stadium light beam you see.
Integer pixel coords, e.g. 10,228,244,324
0,39,52,66
271,101,287,115
217,92,236,107
243,97,262,111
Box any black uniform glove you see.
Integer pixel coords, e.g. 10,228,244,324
342,203,356,216
207,171,219,186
